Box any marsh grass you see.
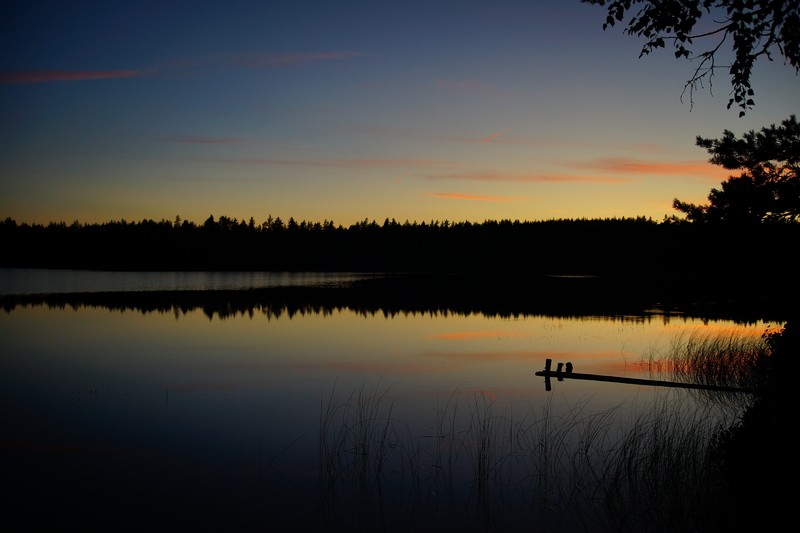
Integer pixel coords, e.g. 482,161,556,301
317,391,739,532
642,329,770,414
316,330,771,532
318,381,399,531
666,330,769,390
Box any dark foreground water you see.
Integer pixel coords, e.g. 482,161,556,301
0,269,778,532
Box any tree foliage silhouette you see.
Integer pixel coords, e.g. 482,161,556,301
582,0,800,115
673,115,800,222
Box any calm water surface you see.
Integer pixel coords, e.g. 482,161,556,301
0,270,774,531
0,267,375,295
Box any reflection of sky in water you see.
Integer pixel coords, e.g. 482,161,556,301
2,305,770,437
0,304,773,529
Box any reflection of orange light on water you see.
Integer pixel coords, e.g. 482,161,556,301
427,330,524,340
599,360,663,375
276,360,460,375
537,351,646,376
423,350,549,362
664,323,768,339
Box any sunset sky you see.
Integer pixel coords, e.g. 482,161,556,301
2,0,798,227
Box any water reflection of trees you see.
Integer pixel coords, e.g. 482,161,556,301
1,278,786,325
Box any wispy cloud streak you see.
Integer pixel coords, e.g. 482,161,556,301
429,193,529,202
426,171,633,184
477,129,510,143
0,69,152,84
570,157,726,178
1,50,364,85
207,157,461,169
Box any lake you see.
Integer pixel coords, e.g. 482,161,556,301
0,269,778,532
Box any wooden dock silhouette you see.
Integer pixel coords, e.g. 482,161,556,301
535,358,756,393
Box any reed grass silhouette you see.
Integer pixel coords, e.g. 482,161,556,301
315,329,770,532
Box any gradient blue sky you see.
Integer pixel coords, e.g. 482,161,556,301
2,1,798,226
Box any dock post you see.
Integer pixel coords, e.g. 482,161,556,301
543,359,552,391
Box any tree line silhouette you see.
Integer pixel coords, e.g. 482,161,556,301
2,214,798,304
0,214,791,271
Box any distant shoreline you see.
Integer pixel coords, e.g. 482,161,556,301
1,272,792,324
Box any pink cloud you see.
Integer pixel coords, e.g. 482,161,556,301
425,171,634,184
570,157,728,179
329,158,458,168
0,50,365,86
443,132,568,146
477,129,511,143
349,123,564,147
0,69,152,84
429,192,529,203
210,157,461,169
351,125,683,155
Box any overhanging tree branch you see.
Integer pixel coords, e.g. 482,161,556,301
582,0,800,116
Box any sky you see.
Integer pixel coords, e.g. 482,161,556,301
1,0,798,227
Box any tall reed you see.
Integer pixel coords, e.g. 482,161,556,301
315,330,772,532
